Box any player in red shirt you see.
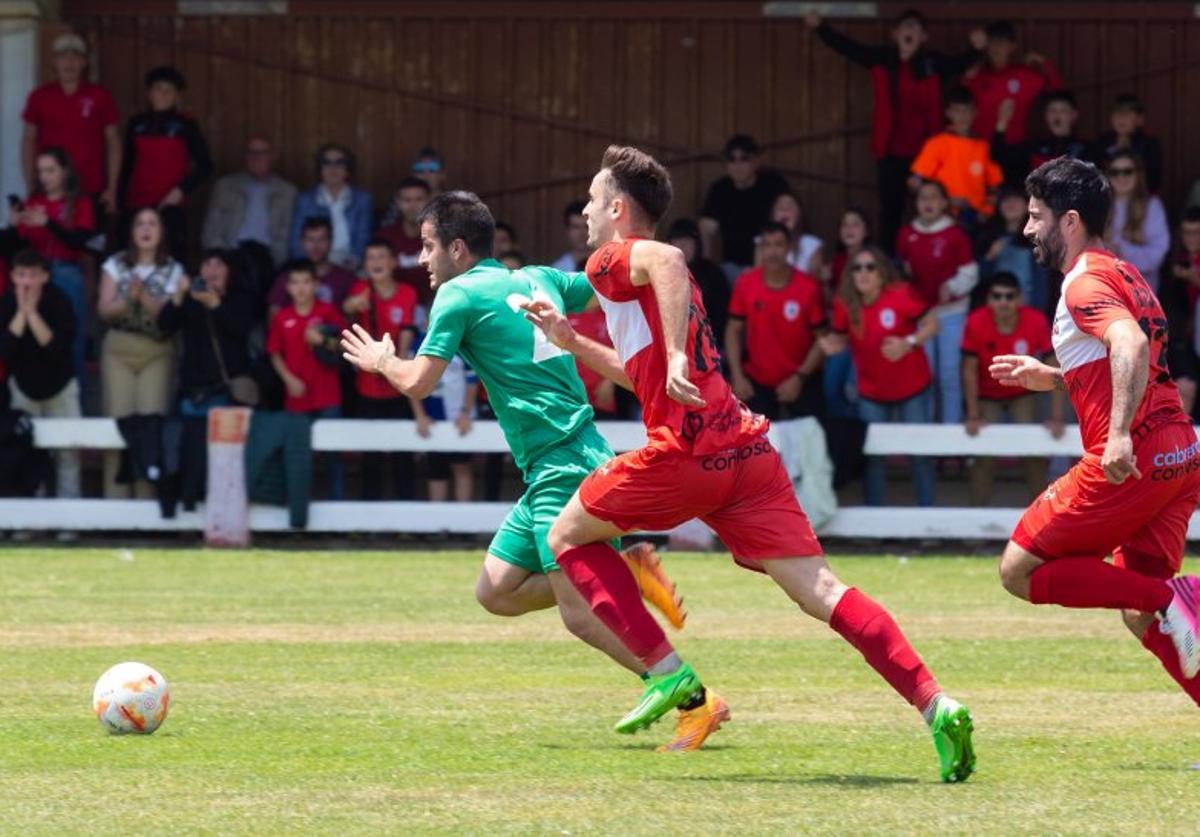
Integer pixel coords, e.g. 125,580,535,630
523,145,975,781
990,157,1200,710
963,20,1062,144
726,221,826,419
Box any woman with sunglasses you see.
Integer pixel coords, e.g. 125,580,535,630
821,246,938,505
288,143,373,270
822,207,872,418
1104,151,1169,294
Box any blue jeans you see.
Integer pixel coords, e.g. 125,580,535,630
180,392,230,417
857,388,934,506
822,348,858,419
306,406,344,500
50,261,86,387
923,309,966,424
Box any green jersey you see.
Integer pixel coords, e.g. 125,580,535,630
418,258,596,474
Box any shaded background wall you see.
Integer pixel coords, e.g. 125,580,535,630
53,0,1200,259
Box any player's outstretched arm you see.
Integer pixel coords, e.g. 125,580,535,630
341,323,447,399
629,240,706,408
522,300,634,391
988,354,1062,392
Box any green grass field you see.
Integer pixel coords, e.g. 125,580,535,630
1,547,1196,834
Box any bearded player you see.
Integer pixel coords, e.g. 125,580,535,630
523,146,975,782
989,157,1200,709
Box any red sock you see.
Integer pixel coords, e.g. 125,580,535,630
1141,623,1200,707
556,543,673,669
829,588,941,711
1029,558,1173,612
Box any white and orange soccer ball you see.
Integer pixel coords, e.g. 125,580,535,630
92,662,171,735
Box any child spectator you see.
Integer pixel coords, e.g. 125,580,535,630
727,221,826,420
268,217,357,316
343,239,418,499
910,86,1003,223
1105,151,1169,294
896,180,978,424
492,222,519,259
117,66,212,257
821,246,938,506
1162,207,1200,415
0,250,79,497
961,273,1060,505
267,260,345,498
823,207,873,418
550,200,592,272
976,183,1048,313
376,177,433,309
410,347,477,502
666,218,730,354
770,192,825,277
1098,94,1163,194
288,144,373,270
964,20,1062,144
991,90,1094,185
98,208,184,498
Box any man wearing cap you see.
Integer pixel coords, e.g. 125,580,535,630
21,33,121,214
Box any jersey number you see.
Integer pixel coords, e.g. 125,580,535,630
689,303,722,373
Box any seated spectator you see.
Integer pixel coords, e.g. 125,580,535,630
13,147,96,384
976,183,1048,313
411,146,446,195
343,239,418,499
98,208,184,498
823,207,873,418
1105,151,1169,294
770,192,824,276
820,246,938,506
288,143,372,270
806,8,983,253
268,217,356,316
267,260,344,499
376,177,433,309
726,221,826,420
910,86,1003,223
116,66,212,257
1098,94,1163,194
699,134,790,279
964,20,1062,144
201,135,297,282
0,250,79,497
550,200,591,271
158,249,256,416
411,345,477,502
961,273,1060,505
896,180,978,424
666,218,729,351
493,222,518,259
1162,206,1200,415
498,250,527,271
992,90,1094,186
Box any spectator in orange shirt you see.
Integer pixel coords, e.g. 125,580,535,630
910,86,1002,224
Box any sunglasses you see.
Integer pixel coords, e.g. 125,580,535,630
1108,166,1136,177
852,262,878,273
412,160,442,174
990,291,1017,301
321,157,348,167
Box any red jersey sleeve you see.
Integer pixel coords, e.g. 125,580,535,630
396,283,418,324
728,273,750,318
585,240,636,301
20,87,41,125
74,195,96,230
806,278,827,327
1064,271,1135,341
910,136,944,181
1028,309,1052,356
961,309,984,354
949,226,973,269
895,225,912,262
266,311,285,355
831,298,850,333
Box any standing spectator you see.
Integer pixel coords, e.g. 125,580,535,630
821,246,938,506
910,86,1003,222
806,9,983,254
1098,94,1164,194
117,66,212,257
726,221,826,420
961,273,1060,505
1162,206,1200,415
13,147,96,384
98,208,184,498
550,200,592,271
411,146,447,195
201,135,297,280
492,222,519,259
21,33,120,214
0,250,79,496
699,134,791,279
411,348,477,502
267,260,345,499
964,20,1062,144
376,177,434,309
158,250,256,416
770,192,825,276
342,239,419,500
666,218,730,355
977,183,1048,313
267,217,357,316
1104,151,1169,294
288,144,372,270
823,207,873,418
991,90,1095,186
896,180,978,424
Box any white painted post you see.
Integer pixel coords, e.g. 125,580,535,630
204,408,252,547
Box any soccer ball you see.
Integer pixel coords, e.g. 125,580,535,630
92,662,171,735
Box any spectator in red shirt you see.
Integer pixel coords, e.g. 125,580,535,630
1098,94,1163,194
116,66,212,258
726,221,826,420
343,239,419,499
821,246,938,505
267,260,344,498
375,177,433,310
823,207,872,419
21,33,120,213
963,20,1062,144
961,272,1062,504
267,217,357,317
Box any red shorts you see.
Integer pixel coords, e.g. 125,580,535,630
578,436,823,570
1013,421,1200,579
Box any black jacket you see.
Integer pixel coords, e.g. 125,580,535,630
115,414,207,518
0,283,76,400
158,291,256,400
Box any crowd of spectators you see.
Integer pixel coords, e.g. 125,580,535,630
5,16,1200,509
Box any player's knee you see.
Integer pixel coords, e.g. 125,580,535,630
546,520,574,558
998,550,1032,600
475,579,520,616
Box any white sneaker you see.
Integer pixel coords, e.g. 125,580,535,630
1160,576,1200,679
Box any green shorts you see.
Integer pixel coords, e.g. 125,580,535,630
488,423,617,575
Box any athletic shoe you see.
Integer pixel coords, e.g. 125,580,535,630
621,541,687,630
615,663,703,734
657,690,730,752
1161,576,1200,678
929,697,975,783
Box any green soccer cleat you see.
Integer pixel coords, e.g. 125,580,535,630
930,697,976,783
615,663,704,735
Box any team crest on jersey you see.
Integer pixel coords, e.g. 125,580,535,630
969,161,983,176
1007,79,1021,94
879,308,896,329
783,300,801,322
1014,339,1029,355
390,308,405,324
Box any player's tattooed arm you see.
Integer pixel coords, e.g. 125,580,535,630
1101,319,1149,484
630,240,706,408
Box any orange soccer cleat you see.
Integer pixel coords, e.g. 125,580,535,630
620,541,687,630
657,690,731,752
